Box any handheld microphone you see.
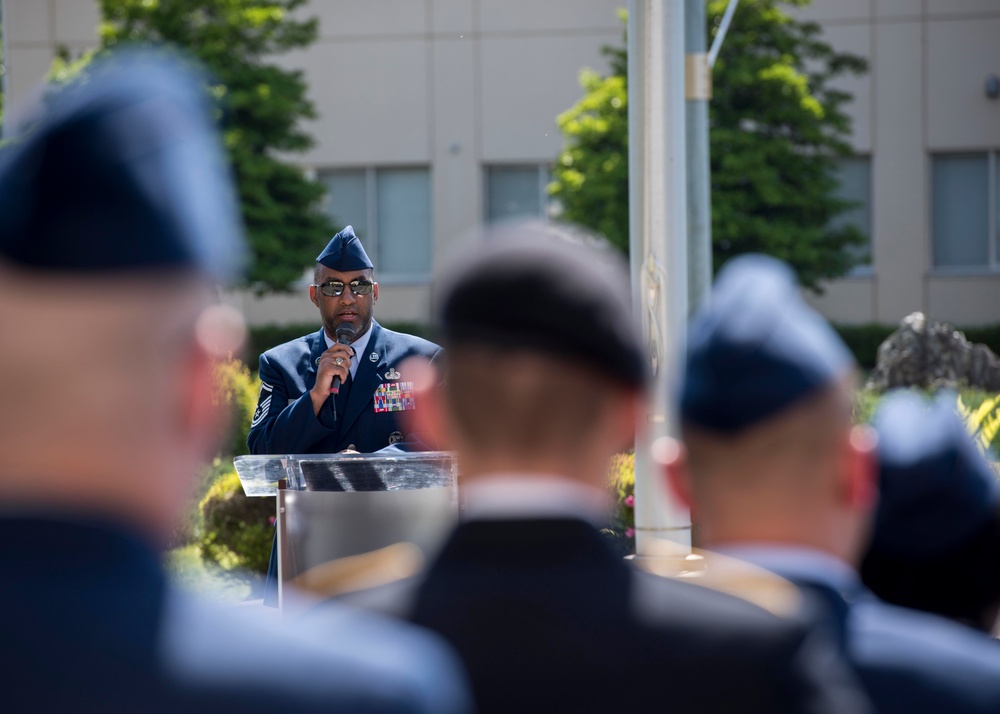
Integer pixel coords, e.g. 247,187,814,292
330,322,356,394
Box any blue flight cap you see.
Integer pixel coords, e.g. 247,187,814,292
871,390,1000,557
316,225,374,272
0,49,247,284
679,254,856,433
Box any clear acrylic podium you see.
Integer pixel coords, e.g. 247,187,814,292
234,451,457,610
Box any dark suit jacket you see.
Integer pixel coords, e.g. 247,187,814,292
789,577,1000,714
247,322,441,455
335,518,869,714
0,516,469,714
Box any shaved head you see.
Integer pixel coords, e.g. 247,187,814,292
675,375,876,561
0,264,232,541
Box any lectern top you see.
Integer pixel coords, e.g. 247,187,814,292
233,451,456,497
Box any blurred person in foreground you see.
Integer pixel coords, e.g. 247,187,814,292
329,222,870,714
663,253,1000,713
0,49,469,714
861,390,1000,634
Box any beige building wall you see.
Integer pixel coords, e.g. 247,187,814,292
6,0,1000,328
797,0,1000,326
4,0,622,327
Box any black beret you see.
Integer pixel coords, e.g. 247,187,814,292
0,49,246,283
871,390,1000,557
437,221,647,389
679,254,855,433
316,225,374,272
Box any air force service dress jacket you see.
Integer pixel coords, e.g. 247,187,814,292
330,516,870,714
720,548,1000,714
0,517,470,714
248,321,441,455
791,570,1000,714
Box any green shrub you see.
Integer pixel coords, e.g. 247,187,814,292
603,452,636,555
168,458,234,549
833,322,1000,370
961,325,1000,358
199,469,275,574
213,358,261,459
856,385,1000,464
852,386,881,425
958,390,1000,460
833,324,895,369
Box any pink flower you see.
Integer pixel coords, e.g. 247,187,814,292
625,527,635,539
624,494,635,508
268,516,276,527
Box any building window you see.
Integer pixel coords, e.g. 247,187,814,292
831,156,872,269
318,167,432,280
932,153,996,270
485,165,553,223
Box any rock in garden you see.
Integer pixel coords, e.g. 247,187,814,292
866,312,1000,392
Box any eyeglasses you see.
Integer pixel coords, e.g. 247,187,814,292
313,279,375,297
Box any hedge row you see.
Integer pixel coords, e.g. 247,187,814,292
833,323,1000,369
247,322,1000,371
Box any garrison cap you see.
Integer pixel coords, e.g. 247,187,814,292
679,254,855,433
437,220,647,388
317,225,374,272
871,390,1000,557
0,49,246,283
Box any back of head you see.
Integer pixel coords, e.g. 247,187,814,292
0,49,247,540
435,221,646,482
861,390,1000,632
676,254,867,556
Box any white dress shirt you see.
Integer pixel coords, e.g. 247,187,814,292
460,473,612,526
324,323,373,381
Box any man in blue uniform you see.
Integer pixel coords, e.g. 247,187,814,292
861,390,1000,634
0,49,469,714
248,228,441,604
665,254,1000,713
247,226,441,455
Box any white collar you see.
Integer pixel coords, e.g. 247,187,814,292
710,543,860,592
460,473,611,527
324,323,374,380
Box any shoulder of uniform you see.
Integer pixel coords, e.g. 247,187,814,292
261,330,321,360
376,324,441,355
632,539,804,619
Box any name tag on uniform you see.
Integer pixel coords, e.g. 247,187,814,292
373,382,416,413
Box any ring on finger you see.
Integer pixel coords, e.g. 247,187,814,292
335,357,344,366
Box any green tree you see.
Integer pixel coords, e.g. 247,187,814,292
550,1,868,290
50,0,334,291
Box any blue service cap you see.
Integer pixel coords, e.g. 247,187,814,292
316,225,374,272
679,254,855,433
0,49,247,283
871,390,1000,557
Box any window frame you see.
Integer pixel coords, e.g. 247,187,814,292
830,154,874,278
317,165,433,286
483,163,553,223
930,150,1000,276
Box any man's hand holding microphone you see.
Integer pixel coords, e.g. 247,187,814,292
309,323,355,416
